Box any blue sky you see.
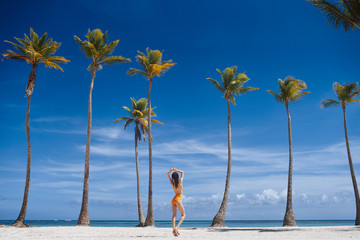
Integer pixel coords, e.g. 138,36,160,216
0,0,360,221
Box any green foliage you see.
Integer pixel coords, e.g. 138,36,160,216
114,98,163,142
207,66,258,105
308,0,360,31
267,76,310,106
3,28,70,69
321,82,360,108
127,47,176,80
74,29,130,71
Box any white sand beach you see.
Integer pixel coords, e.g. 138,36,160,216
0,225,359,240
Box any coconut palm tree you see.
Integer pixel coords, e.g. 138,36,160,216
2,28,69,227
321,82,360,225
207,66,258,227
127,48,175,226
267,76,310,227
308,0,360,31
114,98,163,227
74,29,130,226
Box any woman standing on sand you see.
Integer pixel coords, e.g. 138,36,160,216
167,168,186,236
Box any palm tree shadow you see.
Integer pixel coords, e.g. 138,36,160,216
207,228,301,233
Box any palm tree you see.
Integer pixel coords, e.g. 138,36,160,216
2,28,69,227
127,48,175,226
308,0,360,31
207,66,258,227
267,76,310,227
114,98,163,227
321,82,360,225
74,29,130,226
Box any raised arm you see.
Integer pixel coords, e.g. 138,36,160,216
175,168,184,182
167,168,174,186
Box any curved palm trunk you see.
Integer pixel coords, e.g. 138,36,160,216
135,126,145,227
13,66,37,228
77,69,96,226
211,99,232,227
145,78,154,226
283,104,296,227
342,106,360,225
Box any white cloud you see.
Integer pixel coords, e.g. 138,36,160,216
34,181,82,188
236,193,246,200
32,117,78,123
83,144,134,157
250,189,285,205
36,160,132,176
321,194,329,204
92,126,132,141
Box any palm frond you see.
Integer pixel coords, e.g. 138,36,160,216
151,119,164,125
87,61,102,71
290,91,311,102
41,59,64,71
207,78,225,93
40,42,62,57
98,39,118,58
269,76,308,104
309,0,358,31
209,66,257,104
4,40,28,55
140,123,147,141
267,90,284,103
330,81,360,104
101,56,131,66
114,116,132,124
127,68,149,77
229,95,236,105
234,86,259,96
124,119,135,130
321,98,341,108
143,107,157,117
4,28,68,71
2,50,32,63
45,56,70,64
147,48,162,64
74,35,93,58
234,72,250,83
30,28,39,44
38,32,48,47
133,110,144,117
14,37,30,48
76,29,128,71
122,106,132,113
85,41,99,58
130,48,175,79
136,98,148,111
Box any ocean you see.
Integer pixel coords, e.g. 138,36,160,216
0,220,355,228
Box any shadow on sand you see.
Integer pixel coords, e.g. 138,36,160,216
207,228,301,233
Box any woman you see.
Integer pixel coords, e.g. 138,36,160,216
167,168,186,236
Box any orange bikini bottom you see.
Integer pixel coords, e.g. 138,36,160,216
172,194,183,205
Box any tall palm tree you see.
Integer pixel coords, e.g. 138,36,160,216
267,76,310,227
74,29,130,226
321,82,360,225
207,66,258,227
2,28,69,227
308,0,360,31
127,48,175,226
114,98,163,227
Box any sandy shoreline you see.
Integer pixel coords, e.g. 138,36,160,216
1,225,359,240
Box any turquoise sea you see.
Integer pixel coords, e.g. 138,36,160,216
0,220,355,228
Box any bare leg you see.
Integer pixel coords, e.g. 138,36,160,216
172,204,177,235
176,200,186,230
